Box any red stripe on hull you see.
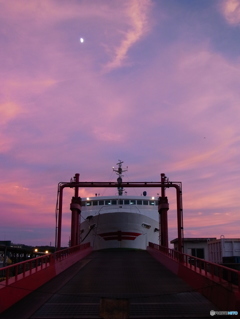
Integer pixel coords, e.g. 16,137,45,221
99,231,141,237
103,236,138,241
98,231,141,241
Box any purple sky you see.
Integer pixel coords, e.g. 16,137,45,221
0,0,239,247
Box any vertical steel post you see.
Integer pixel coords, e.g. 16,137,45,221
175,185,183,253
158,173,169,248
75,173,80,245
57,186,64,250
70,174,81,247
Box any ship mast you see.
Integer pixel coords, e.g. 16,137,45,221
112,160,128,196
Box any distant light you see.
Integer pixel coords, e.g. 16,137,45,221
87,197,90,200
34,248,38,252
45,250,49,254
80,38,84,43
152,196,155,200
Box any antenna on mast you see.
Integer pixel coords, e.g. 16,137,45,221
112,160,128,196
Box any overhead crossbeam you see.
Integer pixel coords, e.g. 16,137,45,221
58,181,181,188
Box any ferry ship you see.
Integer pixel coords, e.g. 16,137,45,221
79,161,160,250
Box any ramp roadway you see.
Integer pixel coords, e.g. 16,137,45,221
1,250,223,318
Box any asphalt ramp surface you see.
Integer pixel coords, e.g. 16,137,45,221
1,250,225,318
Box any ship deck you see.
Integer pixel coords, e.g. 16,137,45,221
2,250,220,318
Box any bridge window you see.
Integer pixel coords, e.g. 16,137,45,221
82,198,159,206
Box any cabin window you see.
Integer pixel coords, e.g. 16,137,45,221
191,248,205,259
105,200,111,205
92,201,98,206
137,200,142,205
99,200,104,205
124,199,129,205
150,200,155,205
130,200,136,205
119,199,123,205
143,200,148,205
86,201,91,206
112,200,117,205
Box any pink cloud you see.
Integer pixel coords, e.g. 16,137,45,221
104,0,153,71
0,102,20,125
219,0,240,25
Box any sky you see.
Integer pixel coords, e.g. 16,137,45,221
0,0,240,247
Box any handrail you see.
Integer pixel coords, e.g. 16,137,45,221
148,242,240,292
0,242,90,287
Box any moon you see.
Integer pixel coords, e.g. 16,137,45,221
80,38,84,43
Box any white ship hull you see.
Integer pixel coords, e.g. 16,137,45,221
80,196,160,250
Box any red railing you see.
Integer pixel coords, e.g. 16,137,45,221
0,242,90,287
53,242,90,262
148,242,240,292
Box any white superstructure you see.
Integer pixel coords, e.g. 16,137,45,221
79,161,160,250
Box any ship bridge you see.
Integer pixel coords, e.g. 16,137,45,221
0,243,239,318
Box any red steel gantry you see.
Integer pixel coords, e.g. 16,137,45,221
55,173,184,252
